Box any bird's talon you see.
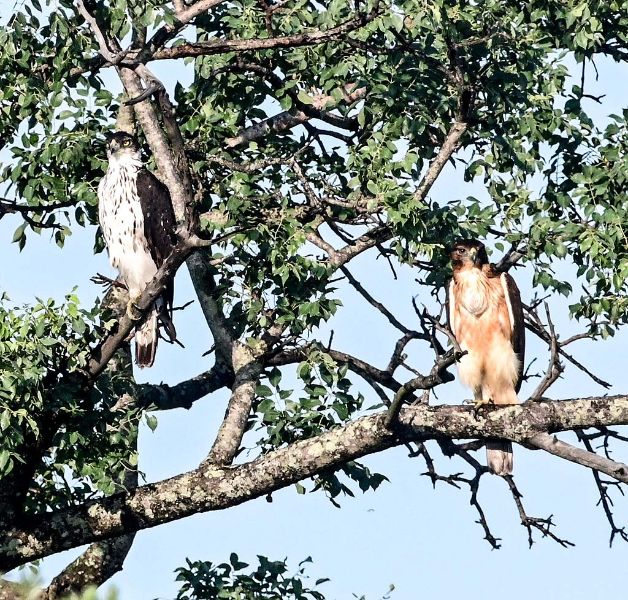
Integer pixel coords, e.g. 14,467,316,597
126,297,143,321
472,397,494,417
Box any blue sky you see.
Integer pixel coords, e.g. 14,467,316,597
2,6,628,598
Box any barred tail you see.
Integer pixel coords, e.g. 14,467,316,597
486,440,513,476
135,309,158,368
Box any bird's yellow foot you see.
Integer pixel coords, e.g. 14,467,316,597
126,296,143,321
468,397,494,417
474,397,494,409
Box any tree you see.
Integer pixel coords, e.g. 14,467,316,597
1,0,627,597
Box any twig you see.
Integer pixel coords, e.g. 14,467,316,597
529,302,564,400
384,351,457,428
75,0,129,64
341,266,412,334
576,431,628,545
504,475,574,547
524,308,611,389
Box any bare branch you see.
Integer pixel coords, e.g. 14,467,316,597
524,307,611,389
504,475,574,547
341,266,412,334
527,432,628,483
529,302,564,400
576,431,628,545
384,351,457,427
204,345,262,465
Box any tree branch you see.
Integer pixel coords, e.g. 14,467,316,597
302,119,469,269
152,7,380,61
204,344,262,465
42,315,139,598
224,85,366,148
4,396,628,570
135,362,234,412
118,66,236,364
74,0,129,64
527,432,628,483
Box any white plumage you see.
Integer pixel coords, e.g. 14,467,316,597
98,152,158,297
98,132,177,368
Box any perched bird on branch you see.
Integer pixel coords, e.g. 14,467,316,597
98,131,177,368
447,239,525,475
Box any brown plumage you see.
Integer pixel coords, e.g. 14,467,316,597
446,239,525,475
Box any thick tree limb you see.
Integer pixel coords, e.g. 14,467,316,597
118,68,236,364
204,345,262,465
135,362,234,412
152,8,380,61
3,395,628,570
118,68,189,221
40,531,135,599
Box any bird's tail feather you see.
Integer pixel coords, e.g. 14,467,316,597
135,309,158,368
486,440,513,476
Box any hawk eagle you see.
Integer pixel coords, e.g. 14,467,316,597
447,240,525,475
98,131,177,368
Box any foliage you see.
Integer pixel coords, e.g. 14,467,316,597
0,0,627,595
175,554,327,600
0,292,137,512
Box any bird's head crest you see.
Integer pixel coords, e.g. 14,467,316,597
450,239,488,268
105,131,140,159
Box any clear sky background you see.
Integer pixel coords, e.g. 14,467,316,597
2,6,628,599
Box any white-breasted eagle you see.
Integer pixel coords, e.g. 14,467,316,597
98,131,177,368
447,239,525,475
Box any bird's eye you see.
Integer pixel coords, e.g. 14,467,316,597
123,140,130,146
456,247,465,254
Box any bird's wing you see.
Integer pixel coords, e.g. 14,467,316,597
500,272,525,391
136,169,177,330
446,279,457,337
136,169,177,267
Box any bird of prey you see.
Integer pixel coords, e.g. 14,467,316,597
98,131,177,368
447,239,525,475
